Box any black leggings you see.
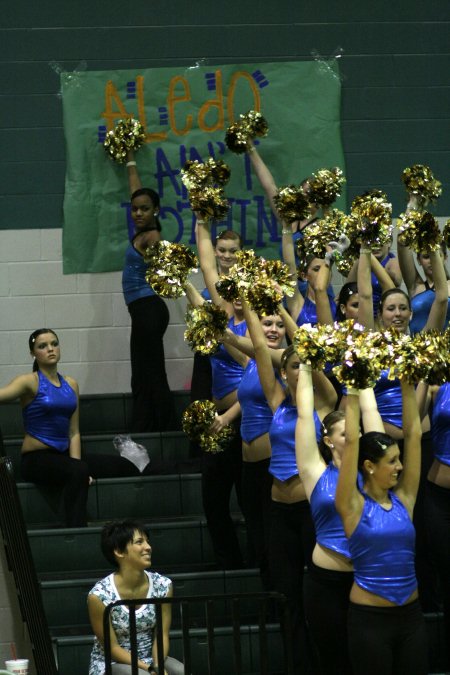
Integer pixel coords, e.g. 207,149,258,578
128,295,175,433
347,600,428,675
241,458,272,589
303,562,354,675
21,449,90,527
425,480,450,669
201,415,243,569
269,499,316,675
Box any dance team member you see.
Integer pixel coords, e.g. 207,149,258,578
88,520,184,675
241,296,336,674
296,366,385,675
423,381,450,669
0,328,89,527
398,193,450,335
336,379,428,675
192,216,248,569
123,150,175,433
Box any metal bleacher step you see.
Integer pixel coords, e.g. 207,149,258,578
28,519,247,579
19,472,240,528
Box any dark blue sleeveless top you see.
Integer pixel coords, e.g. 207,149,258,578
373,369,402,429
122,243,156,305
409,288,450,335
210,317,247,400
22,371,77,452
348,491,417,604
431,383,450,466
310,463,351,558
238,359,276,444
296,294,337,327
269,396,321,481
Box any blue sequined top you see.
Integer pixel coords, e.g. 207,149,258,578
431,383,450,467
410,288,450,335
210,317,247,400
310,463,351,558
122,244,156,305
296,295,337,327
373,370,402,429
348,491,417,604
22,371,77,452
238,359,277,444
269,396,321,481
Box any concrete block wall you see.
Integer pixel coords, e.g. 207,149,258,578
0,228,197,395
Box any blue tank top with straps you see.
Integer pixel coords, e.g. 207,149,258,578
348,491,417,604
269,396,321,481
122,243,156,306
310,462,351,558
238,359,276,444
210,317,247,400
431,382,450,466
22,371,77,453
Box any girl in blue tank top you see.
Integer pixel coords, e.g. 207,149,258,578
423,382,450,666
336,379,427,675
0,328,89,527
296,366,385,675
241,298,336,674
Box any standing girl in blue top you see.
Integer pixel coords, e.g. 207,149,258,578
336,378,428,675
124,151,175,432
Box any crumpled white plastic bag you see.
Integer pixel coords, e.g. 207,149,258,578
113,435,150,473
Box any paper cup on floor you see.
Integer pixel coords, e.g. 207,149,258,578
5,660,29,675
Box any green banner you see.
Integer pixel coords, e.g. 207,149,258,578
61,60,345,273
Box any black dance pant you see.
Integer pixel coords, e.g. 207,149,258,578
21,449,89,527
188,352,212,459
425,480,450,669
201,416,243,569
303,562,354,675
347,600,428,675
128,295,176,433
269,499,316,675
241,458,272,589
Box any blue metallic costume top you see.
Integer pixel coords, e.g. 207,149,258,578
238,359,277,444
122,244,156,306
373,369,402,429
310,462,351,559
269,396,321,481
348,491,417,604
296,295,337,327
409,287,450,336
22,371,77,452
210,317,247,400
431,383,450,467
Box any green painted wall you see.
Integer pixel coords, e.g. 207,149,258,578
1,1,449,230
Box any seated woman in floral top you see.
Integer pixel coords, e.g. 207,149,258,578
88,520,184,675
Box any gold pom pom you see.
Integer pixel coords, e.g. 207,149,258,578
402,164,442,205
307,167,346,206
225,110,269,154
182,400,234,453
103,118,146,164
188,186,229,222
215,250,296,314
293,323,345,370
144,240,198,298
184,302,229,355
351,191,393,248
330,325,389,389
397,210,442,253
274,186,311,224
181,158,231,191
